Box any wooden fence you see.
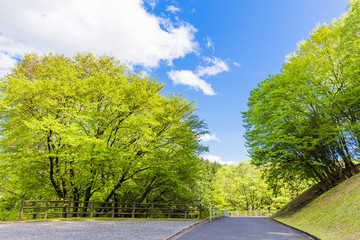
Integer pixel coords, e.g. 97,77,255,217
18,199,202,221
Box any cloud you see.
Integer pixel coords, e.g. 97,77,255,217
196,57,229,77
0,35,29,76
201,155,237,165
0,0,198,74
0,53,16,76
168,70,216,95
206,36,215,52
198,133,221,142
166,5,181,13
144,0,158,9
233,61,241,67
167,57,229,95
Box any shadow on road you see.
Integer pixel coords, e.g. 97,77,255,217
176,217,313,240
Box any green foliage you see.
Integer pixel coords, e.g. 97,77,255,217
210,162,309,211
0,53,208,220
243,0,360,191
194,159,222,206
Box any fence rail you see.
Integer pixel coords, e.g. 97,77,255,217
19,199,202,221
230,210,273,217
209,206,229,220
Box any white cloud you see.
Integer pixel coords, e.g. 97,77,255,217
0,0,198,75
166,5,181,13
144,0,158,9
196,57,229,77
233,61,241,67
198,133,221,142
201,155,237,165
0,53,16,76
168,70,216,95
0,35,29,76
167,57,229,95
206,36,215,52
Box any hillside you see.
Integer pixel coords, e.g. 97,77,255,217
273,173,360,240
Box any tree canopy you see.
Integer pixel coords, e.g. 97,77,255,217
243,0,360,191
0,53,208,211
210,162,308,211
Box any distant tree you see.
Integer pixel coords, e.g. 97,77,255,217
194,159,222,206
210,162,305,211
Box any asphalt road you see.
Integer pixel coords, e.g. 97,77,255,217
176,217,313,240
0,220,199,240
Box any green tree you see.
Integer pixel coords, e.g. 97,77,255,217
243,1,360,192
194,159,222,206
0,53,207,214
211,162,273,210
210,162,306,211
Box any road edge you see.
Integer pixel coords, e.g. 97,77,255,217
271,218,321,240
167,219,210,240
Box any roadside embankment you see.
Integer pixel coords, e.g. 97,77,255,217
274,173,360,240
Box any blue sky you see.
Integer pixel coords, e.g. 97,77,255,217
0,0,350,164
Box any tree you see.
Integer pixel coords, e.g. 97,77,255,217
212,162,269,210
243,1,360,191
0,53,208,211
211,162,303,211
193,159,222,206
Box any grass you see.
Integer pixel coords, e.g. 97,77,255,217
274,173,360,240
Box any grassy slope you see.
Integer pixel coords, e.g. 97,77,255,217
274,173,360,240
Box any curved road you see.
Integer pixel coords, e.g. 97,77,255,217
176,217,313,240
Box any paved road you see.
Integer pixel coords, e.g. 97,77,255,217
176,217,313,240
0,220,199,240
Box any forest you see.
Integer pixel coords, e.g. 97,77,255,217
1,0,360,221
0,53,302,220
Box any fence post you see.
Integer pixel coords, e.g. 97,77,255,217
112,200,115,218
67,200,71,218
19,198,25,221
151,203,154,219
132,202,136,218
90,200,94,218
184,204,187,219
199,204,202,219
44,199,49,219
168,203,171,219
122,202,127,218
